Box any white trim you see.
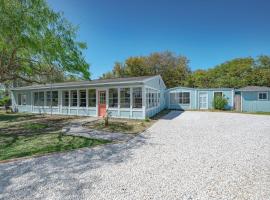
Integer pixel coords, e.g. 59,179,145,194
213,91,224,99
257,91,268,101
231,89,234,109
195,90,197,109
12,81,145,91
241,92,243,112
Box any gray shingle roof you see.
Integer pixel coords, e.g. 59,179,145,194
236,86,270,92
11,75,159,91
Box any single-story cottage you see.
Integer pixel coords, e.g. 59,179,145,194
10,75,270,118
11,75,166,119
235,86,270,112
166,87,234,110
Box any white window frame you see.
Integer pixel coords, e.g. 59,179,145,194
176,91,191,105
18,93,27,105
258,92,268,101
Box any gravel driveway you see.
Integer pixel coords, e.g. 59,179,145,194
1,111,270,200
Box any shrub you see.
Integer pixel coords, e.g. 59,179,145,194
213,95,228,110
0,96,11,107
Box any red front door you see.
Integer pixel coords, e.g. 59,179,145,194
98,91,106,117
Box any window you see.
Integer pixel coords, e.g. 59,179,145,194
39,92,45,106
258,92,268,100
133,87,142,108
170,93,177,104
46,91,51,106
34,92,44,106
62,91,69,106
99,91,106,104
88,89,96,107
146,89,159,109
151,93,154,107
51,91,58,106
146,90,150,108
21,94,27,105
120,88,130,108
34,92,39,106
214,92,223,99
79,90,86,107
18,93,27,105
109,88,118,108
46,91,58,106
178,92,190,104
71,90,78,106
18,94,22,105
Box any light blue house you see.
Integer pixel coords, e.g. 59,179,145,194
166,87,234,110
11,75,166,119
235,86,270,112
10,75,270,118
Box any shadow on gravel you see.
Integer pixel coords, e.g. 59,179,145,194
0,134,149,199
160,110,184,120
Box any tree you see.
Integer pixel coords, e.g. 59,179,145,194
0,0,90,84
101,51,191,88
186,58,255,88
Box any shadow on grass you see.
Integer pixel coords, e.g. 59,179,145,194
0,133,149,199
0,112,37,122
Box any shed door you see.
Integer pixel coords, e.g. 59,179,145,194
234,93,241,111
199,92,208,109
98,91,106,117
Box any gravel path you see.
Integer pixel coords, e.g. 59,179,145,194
1,111,270,200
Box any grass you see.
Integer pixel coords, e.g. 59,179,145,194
84,109,171,134
0,111,110,161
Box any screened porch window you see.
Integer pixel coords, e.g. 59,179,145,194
120,88,130,108
62,91,69,106
34,92,44,106
51,91,58,106
18,93,27,105
46,91,51,106
88,89,96,107
46,91,58,106
18,94,22,105
170,93,177,104
109,88,118,108
132,87,142,108
71,90,78,106
79,90,86,107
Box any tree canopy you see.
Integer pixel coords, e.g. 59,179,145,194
102,53,270,88
102,51,190,88
0,0,90,85
187,56,270,88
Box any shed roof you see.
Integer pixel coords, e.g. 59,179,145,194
11,75,159,91
236,86,270,92
167,86,234,91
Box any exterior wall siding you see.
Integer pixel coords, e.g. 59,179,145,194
241,91,270,112
144,76,167,118
166,87,234,110
12,77,270,119
12,83,147,119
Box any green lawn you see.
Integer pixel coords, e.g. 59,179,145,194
0,112,109,161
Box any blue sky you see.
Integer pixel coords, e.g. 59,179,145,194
48,0,270,79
